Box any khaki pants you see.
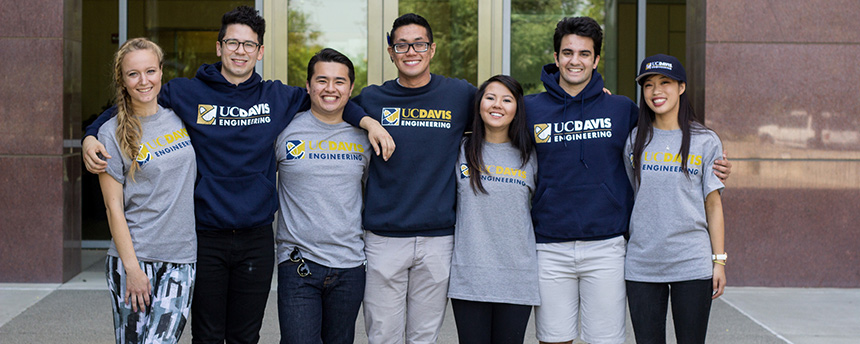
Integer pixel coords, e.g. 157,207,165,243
362,232,454,344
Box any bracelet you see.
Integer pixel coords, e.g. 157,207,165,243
713,260,726,266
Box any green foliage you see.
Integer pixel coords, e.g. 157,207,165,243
286,7,368,97
510,0,605,95
288,8,324,88
399,0,478,86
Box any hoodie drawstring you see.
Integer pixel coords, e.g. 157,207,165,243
562,96,568,148
579,97,588,169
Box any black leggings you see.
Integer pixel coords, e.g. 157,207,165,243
451,298,532,344
626,279,713,344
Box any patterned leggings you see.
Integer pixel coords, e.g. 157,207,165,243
105,256,195,344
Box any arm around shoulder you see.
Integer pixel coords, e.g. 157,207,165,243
82,107,118,174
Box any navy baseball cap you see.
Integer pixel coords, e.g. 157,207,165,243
635,54,686,85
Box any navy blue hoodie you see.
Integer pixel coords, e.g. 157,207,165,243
85,62,366,231
524,64,638,243
353,75,475,237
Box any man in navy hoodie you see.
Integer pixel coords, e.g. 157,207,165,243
81,6,392,344
524,17,731,344
352,13,475,344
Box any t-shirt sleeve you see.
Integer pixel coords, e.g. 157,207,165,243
702,132,725,197
84,106,117,139
623,132,636,190
274,128,287,163
97,125,126,185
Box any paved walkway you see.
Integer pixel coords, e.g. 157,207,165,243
1,250,857,343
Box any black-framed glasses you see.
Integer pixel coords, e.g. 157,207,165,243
220,39,261,53
392,42,430,54
289,247,311,277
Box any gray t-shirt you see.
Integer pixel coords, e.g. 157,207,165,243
99,105,197,264
274,110,371,268
448,141,540,306
623,126,724,282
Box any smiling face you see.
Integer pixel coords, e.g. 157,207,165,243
121,49,162,109
387,24,436,87
306,61,354,121
217,24,264,85
554,33,600,97
642,74,685,117
480,81,518,137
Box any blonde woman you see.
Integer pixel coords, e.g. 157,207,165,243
98,37,197,344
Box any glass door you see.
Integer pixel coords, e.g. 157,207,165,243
81,0,254,243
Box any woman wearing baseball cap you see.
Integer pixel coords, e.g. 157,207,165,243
623,54,727,344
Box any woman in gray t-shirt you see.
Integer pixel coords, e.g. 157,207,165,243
448,75,538,344
624,54,726,344
97,38,197,344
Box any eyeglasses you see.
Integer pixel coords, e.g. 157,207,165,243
220,39,261,53
289,247,312,277
392,42,430,54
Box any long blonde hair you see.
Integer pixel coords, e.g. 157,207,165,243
112,38,164,181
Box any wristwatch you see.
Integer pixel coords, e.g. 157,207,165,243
712,253,727,261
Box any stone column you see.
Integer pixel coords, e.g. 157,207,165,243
0,0,82,283
688,0,860,287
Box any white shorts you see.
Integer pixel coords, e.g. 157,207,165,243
534,236,627,344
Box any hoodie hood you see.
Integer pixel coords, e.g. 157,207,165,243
195,62,263,93
540,63,607,104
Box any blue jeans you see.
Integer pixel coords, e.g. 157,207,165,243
277,258,365,344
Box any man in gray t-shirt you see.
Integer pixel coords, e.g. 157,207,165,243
273,48,370,344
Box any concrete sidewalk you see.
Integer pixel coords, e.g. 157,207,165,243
1,250,857,343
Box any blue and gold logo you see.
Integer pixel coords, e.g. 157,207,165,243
286,140,305,160
381,107,401,126
197,104,217,125
459,163,470,179
135,144,152,167
534,123,551,143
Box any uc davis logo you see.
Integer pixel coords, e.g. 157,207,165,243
286,140,305,160
381,108,400,126
534,123,551,143
136,144,152,167
459,163,470,179
197,104,217,125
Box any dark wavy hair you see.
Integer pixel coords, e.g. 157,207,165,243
306,48,355,84
218,6,265,44
553,16,602,57
464,75,533,194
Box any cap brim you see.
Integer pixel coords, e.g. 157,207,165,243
635,71,665,84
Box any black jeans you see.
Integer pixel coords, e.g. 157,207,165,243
626,279,713,344
191,225,275,344
451,298,532,344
